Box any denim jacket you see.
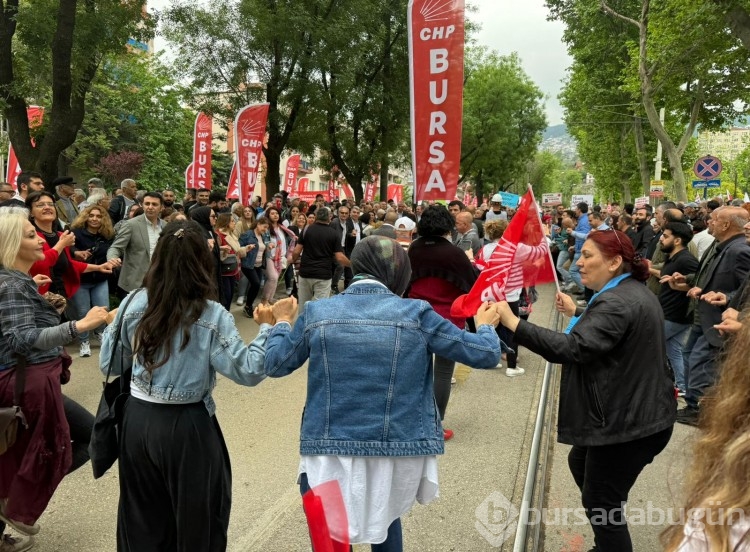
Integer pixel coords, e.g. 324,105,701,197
238,229,271,269
264,281,501,457
100,289,269,416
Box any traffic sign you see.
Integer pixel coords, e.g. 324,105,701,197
693,156,722,180
650,180,664,197
691,179,721,189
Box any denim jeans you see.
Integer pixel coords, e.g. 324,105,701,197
556,248,571,285
664,320,689,392
70,280,110,340
568,427,672,552
299,473,403,552
684,332,719,410
569,251,584,291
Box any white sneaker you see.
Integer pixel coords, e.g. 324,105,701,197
285,287,293,295
0,533,34,552
496,361,503,369
505,367,525,377
236,296,246,306
79,341,91,358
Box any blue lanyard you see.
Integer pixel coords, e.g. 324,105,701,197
564,274,631,334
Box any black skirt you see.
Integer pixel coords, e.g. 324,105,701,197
117,397,232,552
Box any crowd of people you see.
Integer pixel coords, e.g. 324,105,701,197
0,171,749,552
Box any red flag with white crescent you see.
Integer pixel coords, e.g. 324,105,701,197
283,154,301,194
235,104,269,205
451,186,557,317
226,160,239,200
387,184,403,203
408,0,465,203
6,106,45,188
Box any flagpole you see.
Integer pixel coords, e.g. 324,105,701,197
526,184,561,294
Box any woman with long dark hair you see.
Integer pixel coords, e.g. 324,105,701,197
238,216,271,316
189,206,222,297
100,220,273,552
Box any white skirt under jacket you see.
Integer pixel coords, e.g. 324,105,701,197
298,455,440,545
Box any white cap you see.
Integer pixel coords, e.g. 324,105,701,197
491,193,503,203
395,217,416,231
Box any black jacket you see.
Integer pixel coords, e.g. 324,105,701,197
330,218,356,256
632,222,655,257
514,278,676,446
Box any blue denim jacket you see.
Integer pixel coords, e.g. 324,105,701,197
264,281,501,457
238,229,272,269
100,290,269,416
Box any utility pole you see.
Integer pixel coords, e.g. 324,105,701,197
652,107,665,205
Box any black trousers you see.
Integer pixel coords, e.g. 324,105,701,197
567,427,673,552
241,266,264,308
498,300,519,368
117,398,231,552
433,355,455,421
63,395,94,474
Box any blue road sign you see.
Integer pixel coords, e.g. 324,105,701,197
692,179,721,189
693,156,722,180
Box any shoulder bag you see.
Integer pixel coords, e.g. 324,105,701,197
89,290,140,479
0,355,27,456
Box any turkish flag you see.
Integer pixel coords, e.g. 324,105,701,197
234,103,270,205
451,186,557,317
408,0,465,202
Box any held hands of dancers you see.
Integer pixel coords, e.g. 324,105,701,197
474,301,501,328
252,297,299,326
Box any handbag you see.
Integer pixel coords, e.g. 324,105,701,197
89,290,140,479
220,253,238,275
0,355,27,456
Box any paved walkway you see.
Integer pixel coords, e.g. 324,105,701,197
30,285,693,551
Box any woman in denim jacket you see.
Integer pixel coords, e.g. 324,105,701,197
238,216,272,316
264,236,502,551
100,220,272,552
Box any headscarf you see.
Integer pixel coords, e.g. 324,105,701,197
190,206,215,239
350,236,411,296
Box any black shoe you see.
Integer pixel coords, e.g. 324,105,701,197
242,305,254,318
676,406,700,427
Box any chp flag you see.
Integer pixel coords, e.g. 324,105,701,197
234,103,270,205
450,185,558,318
408,0,465,203
225,161,239,200
283,154,301,195
191,112,213,189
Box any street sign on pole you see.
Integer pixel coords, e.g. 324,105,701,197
650,180,664,197
692,179,721,189
693,156,722,180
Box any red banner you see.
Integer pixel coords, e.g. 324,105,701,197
364,181,376,202
283,154,301,195
387,184,403,203
327,178,337,201
408,0,465,203
6,106,45,188
226,160,239,200
191,112,213,190
451,186,557,317
295,176,310,197
234,103,269,205
184,162,194,190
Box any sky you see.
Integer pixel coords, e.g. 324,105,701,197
149,0,571,126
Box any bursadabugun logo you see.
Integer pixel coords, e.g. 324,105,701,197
475,491,519,547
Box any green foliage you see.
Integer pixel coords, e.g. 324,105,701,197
64,53,194,190
460,48,547,200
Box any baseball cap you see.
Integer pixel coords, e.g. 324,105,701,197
395,217,416,231
491,193,503,203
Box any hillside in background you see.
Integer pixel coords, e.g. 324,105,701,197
540,124,578,165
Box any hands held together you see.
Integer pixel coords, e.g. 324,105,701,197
253,297,298,326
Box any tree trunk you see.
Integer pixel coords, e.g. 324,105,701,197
379,161,388,202
632,118,651,197
719,2,750,51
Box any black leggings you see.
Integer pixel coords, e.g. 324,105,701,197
568,427,673,552
498,300,519,368
63,395,94,474
241,266,264,308
433,355,455,421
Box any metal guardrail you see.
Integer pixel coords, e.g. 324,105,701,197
512,309,562,552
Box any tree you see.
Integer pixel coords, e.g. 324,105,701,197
459,48,547,200
0,0,151,185
161,0,327,197
315,0,411,202
64,52,195,189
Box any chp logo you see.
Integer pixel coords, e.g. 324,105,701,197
475,491,519,547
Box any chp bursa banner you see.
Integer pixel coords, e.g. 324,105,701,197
283,154,301,194
191,112,213,189
184,162,194,190
225,161,239,200
6,106,45,187
408,0,465,203
234,103,270,206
